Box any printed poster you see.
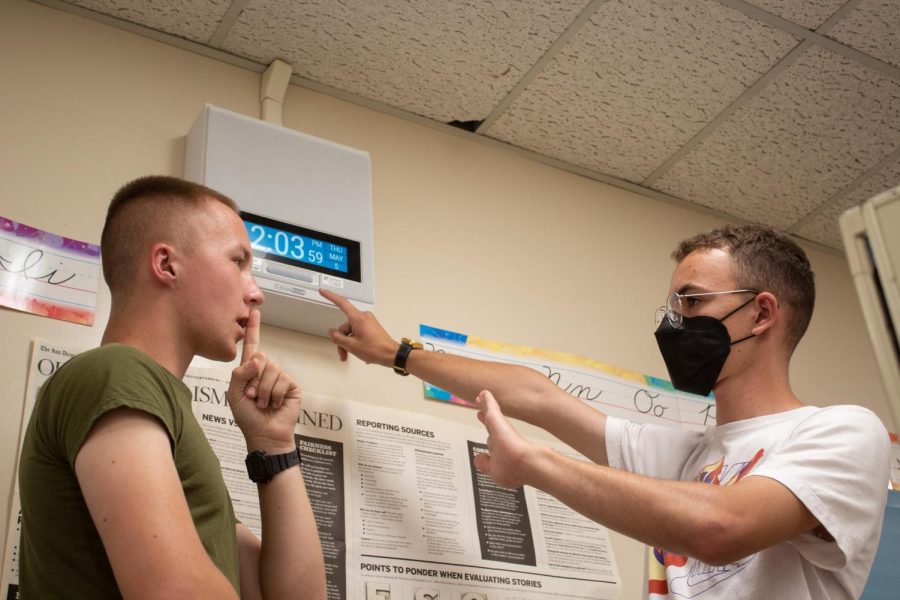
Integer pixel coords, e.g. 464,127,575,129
189,371,621,599
0,217,101,325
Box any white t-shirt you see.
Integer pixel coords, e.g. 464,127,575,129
606,405,890,599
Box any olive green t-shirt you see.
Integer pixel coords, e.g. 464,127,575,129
18,344,240,598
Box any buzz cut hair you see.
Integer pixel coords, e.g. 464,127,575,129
100,175,239,293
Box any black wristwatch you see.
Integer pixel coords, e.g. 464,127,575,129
245,448,302,484
393,337,424,376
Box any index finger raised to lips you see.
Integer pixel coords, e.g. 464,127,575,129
241,309,261,363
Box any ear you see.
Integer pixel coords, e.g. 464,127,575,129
750,291,779,336
149,242,178,287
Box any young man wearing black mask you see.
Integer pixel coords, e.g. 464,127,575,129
322,224,890,600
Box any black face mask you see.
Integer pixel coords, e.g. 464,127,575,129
653,298,756,397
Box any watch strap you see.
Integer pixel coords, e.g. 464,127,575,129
270,448,301,474
393,337,423,376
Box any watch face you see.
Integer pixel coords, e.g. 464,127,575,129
246,449,301,483
401,337,423,349
246,451,270,483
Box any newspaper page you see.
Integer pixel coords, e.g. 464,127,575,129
187,369,620,599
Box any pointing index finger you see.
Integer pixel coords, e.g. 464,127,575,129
320,288,358,317
241,309,261,363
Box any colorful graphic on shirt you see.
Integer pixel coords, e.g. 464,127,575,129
697,449,764,487
648,449,764,598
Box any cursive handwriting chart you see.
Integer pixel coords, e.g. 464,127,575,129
419,324,716,431
0,216,101,325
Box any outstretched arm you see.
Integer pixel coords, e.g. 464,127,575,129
473,390,819,565
321,289,610,464
228,310,326,599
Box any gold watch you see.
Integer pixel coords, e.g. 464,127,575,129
393,337,423,376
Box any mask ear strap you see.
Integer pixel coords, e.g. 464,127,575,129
730,333,755,346
725,294,759,346
720,294,758,323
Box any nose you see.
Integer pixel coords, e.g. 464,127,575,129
246,276,265,306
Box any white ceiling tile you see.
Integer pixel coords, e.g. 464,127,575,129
742,0,846,30
653,45,900,230
793,157,900,249
47,0,900,248
484,0,797,183
67,0,230,43
220,0,590,122
827,0,900,69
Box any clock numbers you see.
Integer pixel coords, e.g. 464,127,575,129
249,224,266,247
290,234,305,260
244,220,348,273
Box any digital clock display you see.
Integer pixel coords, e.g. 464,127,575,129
241,211,361,281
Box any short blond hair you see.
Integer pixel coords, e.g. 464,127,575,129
673,224,815,352
100,176,238,293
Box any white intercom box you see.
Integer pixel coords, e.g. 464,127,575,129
184,104,374,337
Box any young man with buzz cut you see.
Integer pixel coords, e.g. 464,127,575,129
322,224,890,599
18,176,327,599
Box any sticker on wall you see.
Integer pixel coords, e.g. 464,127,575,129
0,216,101,325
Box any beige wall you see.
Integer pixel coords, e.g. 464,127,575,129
0,1,891,598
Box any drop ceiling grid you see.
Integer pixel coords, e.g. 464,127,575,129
827,0,900,69
652,44,900,232
30,0,900,251
67,0,230,43
482,0,798,184
220,0,591,123
741,0,847,30
794,155,900,248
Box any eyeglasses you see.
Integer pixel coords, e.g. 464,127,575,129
655,289,759,329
